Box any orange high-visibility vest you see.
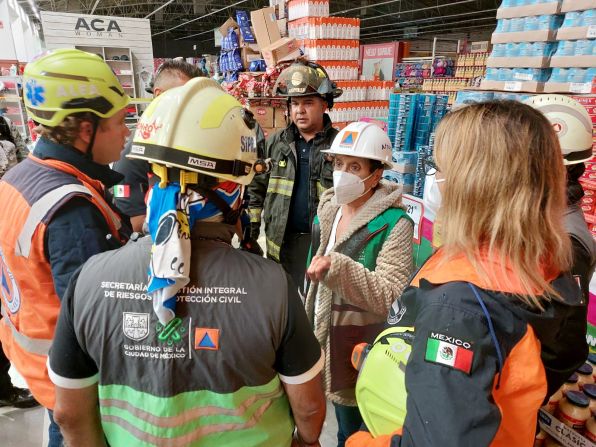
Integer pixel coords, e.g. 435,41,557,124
0,154,123,409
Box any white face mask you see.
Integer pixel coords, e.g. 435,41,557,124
423,170,445,216
333,170,374,205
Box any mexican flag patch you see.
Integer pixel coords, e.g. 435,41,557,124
113,184,130,198
425,333,474,374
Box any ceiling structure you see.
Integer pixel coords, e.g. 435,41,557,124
23,0,500,55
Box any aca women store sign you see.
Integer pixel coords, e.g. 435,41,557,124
41,11,149,43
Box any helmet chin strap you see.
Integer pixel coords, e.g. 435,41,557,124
85,116,100,161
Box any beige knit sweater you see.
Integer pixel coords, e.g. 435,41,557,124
305,180,414,406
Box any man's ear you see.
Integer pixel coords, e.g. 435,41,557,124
77,120,94,146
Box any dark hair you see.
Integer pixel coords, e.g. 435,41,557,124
0,116,15,145
369,159,384,173
153,60,203,87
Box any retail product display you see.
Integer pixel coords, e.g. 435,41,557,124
384,93,448,194
0,76,28,139
288,0,329,21
482,0,596,93
547,6,596,93
539,369,596,446
399,52,488,104
288,17,360,40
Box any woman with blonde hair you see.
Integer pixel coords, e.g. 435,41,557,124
348,101,588,447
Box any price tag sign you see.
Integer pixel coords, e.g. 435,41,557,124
504,81,522,91
402,194,423,243
570,82,592,94
514,73,533,81
587,25,596,39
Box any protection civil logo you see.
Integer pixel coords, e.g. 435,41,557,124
122,312,150,341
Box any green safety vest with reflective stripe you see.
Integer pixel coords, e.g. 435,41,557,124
99,379,292,447
68,235,301,446
247,117,338,261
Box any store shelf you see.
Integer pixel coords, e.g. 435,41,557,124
496,2,560,19
0,75,28,142
557,26,595,41
561,0,596,13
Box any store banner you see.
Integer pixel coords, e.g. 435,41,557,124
41,11,151,43
360,42,404,81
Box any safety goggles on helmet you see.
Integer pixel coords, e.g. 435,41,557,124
23,49,130,127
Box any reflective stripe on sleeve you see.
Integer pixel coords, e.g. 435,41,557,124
267,177,294,197
248,207,263,224
266,238,281,260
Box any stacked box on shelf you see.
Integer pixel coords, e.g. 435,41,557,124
335,81,394,102
287,0,388,127
288,0,329,21
288,17,360,40
385,93,448,196
327,101,390,123
482,1,564,93
546,4,596,93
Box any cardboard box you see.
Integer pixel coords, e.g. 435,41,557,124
274,107,287,127
480,80,545,93
551,55,596,68
544,82,595,94
538,409,594,447
496,2,560,19
241,47,262,68
491,30,557,44
251,7,282,49
557,26,595,41
252,105,275,128
219,17,238,37
487,56,550,68
261,37,301,67
561,0,596,13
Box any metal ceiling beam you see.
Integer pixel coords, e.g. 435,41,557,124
152,0,248,36
361,15,496,37
89,0,99,14
361,23,495,41
144,0,175,19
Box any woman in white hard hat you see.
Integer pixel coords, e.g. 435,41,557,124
304,121,414,447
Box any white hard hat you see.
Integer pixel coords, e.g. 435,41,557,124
323,121,393,168
129,77,258,185
524,94,594,165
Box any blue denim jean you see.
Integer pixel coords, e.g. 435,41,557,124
333,403,363,447
47,409,64,447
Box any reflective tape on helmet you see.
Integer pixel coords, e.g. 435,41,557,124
267,177,294,197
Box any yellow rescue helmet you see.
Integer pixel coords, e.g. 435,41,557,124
129,77,259,185
23,49,130,127
356,326,414,437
